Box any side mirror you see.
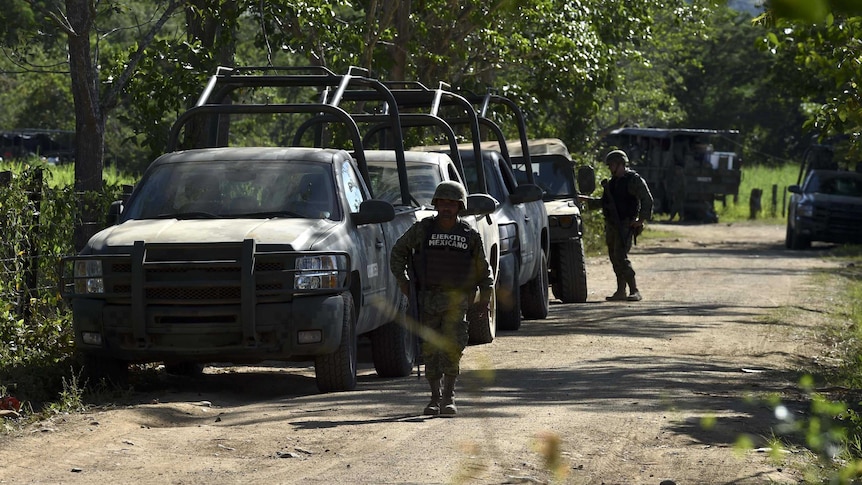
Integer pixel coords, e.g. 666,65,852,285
577,166,596,195
788,185,802,194
351,199,396,225
509,184,543,204
106,201,123,226
463,194,498,216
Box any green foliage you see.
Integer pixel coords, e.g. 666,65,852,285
760,5,862,156
0,161,134,407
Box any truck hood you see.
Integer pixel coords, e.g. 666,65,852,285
85,218,337,253
544,198,582,217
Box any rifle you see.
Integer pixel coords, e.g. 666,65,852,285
407,251,422,379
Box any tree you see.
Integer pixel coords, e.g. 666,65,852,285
759,1,862,154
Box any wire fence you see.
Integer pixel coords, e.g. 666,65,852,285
0,167,123,325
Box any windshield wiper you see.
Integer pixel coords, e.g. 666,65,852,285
230,210,304,219
154,212,221,219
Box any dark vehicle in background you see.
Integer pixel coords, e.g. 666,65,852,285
603,127,742,222
786,169,862,249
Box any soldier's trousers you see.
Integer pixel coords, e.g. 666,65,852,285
605,224,636,288
418,289,470,380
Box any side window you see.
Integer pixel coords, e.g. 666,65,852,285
341,163,365,212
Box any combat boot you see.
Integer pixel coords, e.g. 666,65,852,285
606,277,627,301
441,375,457,416
423,378,441,416
625,275,642,301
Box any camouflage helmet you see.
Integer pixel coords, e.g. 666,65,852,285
432,181,468,209
605,149,629,165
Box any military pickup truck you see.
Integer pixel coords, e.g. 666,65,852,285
328,83,548,331
364,150,501,344
507,138,594,303
62,69,422,392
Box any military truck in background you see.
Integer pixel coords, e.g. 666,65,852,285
603,127,742,223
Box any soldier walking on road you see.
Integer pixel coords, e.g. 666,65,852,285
390,181,493,416
579,149,654,301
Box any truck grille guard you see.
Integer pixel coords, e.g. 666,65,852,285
61,239,351,347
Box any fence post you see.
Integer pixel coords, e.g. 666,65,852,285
771,184,778,218
749,188,762,219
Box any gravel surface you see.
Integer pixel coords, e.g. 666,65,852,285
0,221,842,484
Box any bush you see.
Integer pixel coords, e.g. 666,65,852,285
0,161,134,408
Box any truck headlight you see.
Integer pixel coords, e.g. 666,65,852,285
550,215,576,229
797,203,814,218
74,260,104,294
295,255,347,290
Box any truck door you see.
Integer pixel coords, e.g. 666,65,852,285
340,162,390,332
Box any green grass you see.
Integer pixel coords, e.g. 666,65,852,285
0,159,139,188
716,163,800,223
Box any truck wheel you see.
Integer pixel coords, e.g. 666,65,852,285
80,353,129,389
164,362,205,377
553,240,588,303
520,251,549,320
315,293,358,392
468,289,496,345
786,222,811,250
496,259,521,331
370,296,417,377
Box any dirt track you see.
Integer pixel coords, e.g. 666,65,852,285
0,221,842,484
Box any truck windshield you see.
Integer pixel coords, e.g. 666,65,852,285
513,157,575,197
366,160,442,206
123,160,339,221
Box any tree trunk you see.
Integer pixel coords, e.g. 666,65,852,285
67,0,105,252
391,0,411,82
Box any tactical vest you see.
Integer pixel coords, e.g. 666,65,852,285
609,171,640,220
420,219,476,290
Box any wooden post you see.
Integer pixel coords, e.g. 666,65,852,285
771,184,778,217
749,188,762,219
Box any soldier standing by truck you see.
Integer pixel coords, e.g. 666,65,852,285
579,149,654,302
390,181,493,416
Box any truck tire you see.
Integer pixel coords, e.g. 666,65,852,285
164,362,205,377
520,251,549,320
467,289,496,345
785,222,811,250
370,296,417,377
553,240,588,303
315,293,358,392
496,259,521,331
81,353,128,389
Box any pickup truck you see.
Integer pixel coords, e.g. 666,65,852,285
63,146,418,392
364,149,501,344
458,149,548,331
509,138,594,303
63,65,425,392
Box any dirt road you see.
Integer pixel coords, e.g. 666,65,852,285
0,222,840,484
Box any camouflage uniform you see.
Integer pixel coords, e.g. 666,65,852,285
390,181,493,416
390,217,493,378
600,169,653,297
582,151,654,300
